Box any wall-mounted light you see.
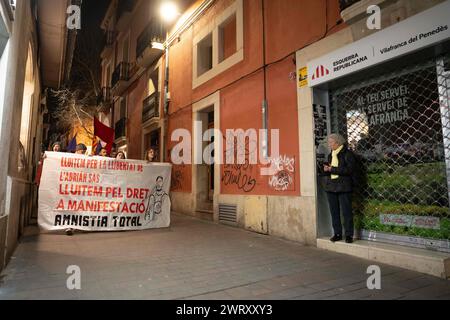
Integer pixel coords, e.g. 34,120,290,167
160,1,179,23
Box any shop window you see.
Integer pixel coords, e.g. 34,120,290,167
196,33,213,77
193,0,243,88
329,57,450,252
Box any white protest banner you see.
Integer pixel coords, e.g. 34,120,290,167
38,152,172,232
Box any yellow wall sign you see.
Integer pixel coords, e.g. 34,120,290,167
298,67,308,88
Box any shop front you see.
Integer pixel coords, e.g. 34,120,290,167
306,1,450,254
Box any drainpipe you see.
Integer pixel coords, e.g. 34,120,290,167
261,0,268,159
162,45,170,162
262,0,269,235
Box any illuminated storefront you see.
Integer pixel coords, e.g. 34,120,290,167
308,1,450,252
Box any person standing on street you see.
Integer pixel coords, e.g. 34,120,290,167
323,134,357,244
64,143,88,236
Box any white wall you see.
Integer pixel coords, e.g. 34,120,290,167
0,0,43,271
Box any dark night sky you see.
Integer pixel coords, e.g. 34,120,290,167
70,0,111,84
81,0,110,30
75,0,110,57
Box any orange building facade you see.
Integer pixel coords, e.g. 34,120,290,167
99,0,450,274
99,0,344,244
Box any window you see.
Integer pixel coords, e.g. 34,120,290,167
196,33,213,77
193,0,243,88
218,14,237,63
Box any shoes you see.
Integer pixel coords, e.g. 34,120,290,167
330,235,342,242
345,236,353,243
65,228,74,236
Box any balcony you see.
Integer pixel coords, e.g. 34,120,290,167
115,117,127,140
111,62,130,97
116,0,138,32
136,20,166,68
142,92,160,124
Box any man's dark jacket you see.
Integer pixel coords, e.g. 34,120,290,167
324,146,356,193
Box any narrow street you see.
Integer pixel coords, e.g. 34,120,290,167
1,213,449,300
1,0,450,303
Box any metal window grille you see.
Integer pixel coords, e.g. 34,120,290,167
329,56,450,252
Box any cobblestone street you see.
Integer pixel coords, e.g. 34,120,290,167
1,213,449,300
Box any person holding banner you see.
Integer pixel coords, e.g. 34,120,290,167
52,142,61,152
116,151,126,160
75,144,88,155
36,142,63,186
64,144,88,236
99,148,108,157
146,148,156,163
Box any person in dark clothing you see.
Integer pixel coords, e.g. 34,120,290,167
323,134,357,244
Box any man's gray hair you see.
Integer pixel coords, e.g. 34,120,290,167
328,134,346,146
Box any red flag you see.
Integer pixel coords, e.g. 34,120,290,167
94,117,115,153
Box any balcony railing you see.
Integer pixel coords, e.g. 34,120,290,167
115,117,127,139
142,92,160,123
111,62,130,89
136,20,166,60
339,0,361,11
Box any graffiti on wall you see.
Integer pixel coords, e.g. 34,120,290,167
171,165,185,191
222,137,257,193
268,155,295,191
222,162,257,193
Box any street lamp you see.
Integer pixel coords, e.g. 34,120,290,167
160,1,179,23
